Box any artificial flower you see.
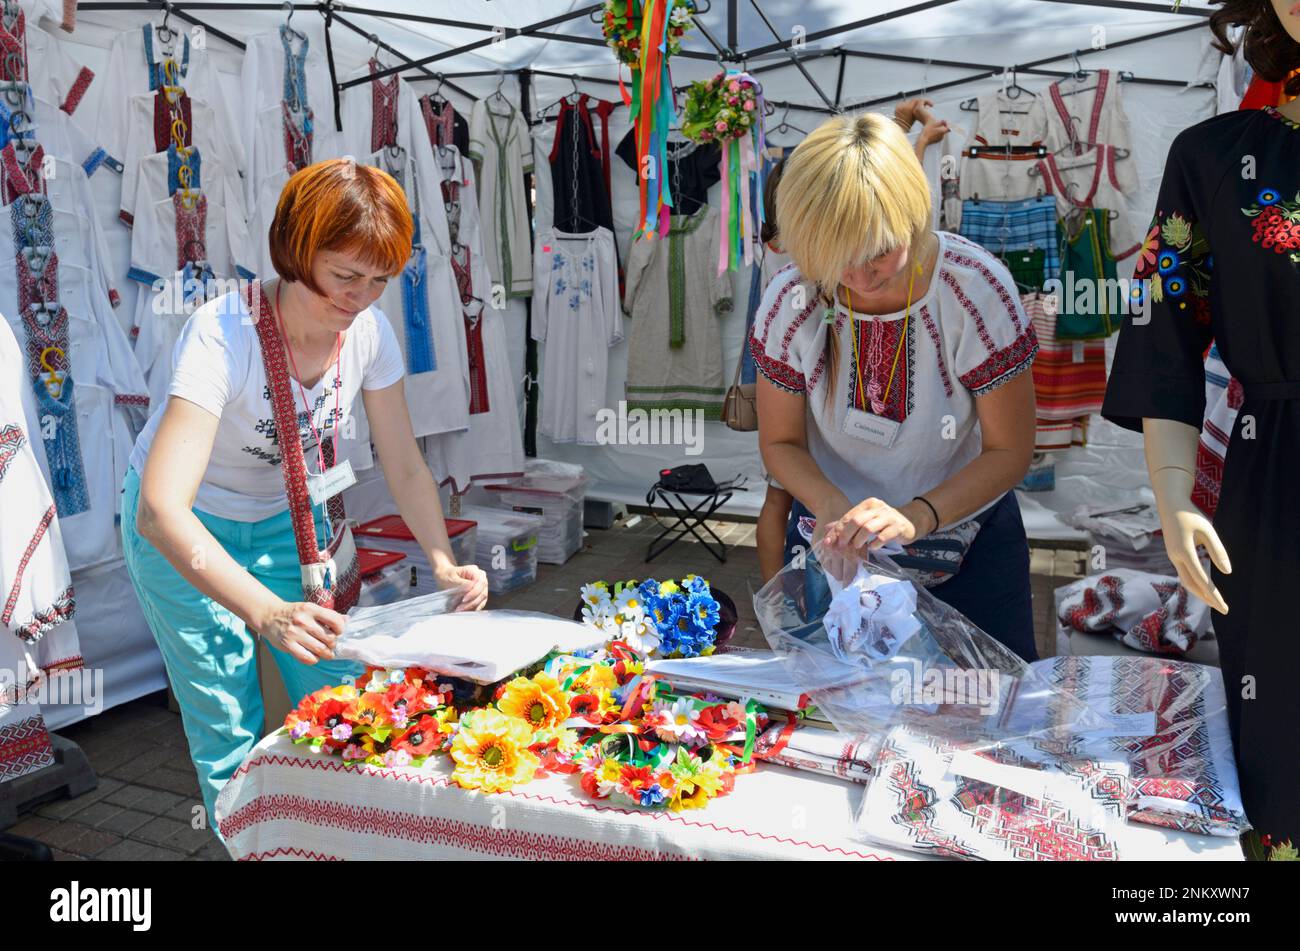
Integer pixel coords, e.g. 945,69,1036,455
497,671,572,731
450,709,539,793
392,715,444,757
341,743,368,762
383,748,412,768
650,697,706,745
696,701,747,741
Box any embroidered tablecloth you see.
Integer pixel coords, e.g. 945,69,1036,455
214,733,1242,861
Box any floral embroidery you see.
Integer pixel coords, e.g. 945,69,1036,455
1132,208,1211,326
1241,186,1300,263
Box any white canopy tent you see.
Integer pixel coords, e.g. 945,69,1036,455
42,0,1227,526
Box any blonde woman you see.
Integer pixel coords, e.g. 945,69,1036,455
751,113,1040,659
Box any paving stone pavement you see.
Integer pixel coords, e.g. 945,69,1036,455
8,513,1085,860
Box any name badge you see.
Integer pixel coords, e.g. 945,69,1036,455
307,458,357,506
841,407,901,448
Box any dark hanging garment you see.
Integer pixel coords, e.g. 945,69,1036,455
1102,106,1300,846
616,128,721,216
549,94,613,234
419,95,469,157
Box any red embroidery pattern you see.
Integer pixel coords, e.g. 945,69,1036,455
419,95,455,148
1,142,45,203
757,271,804,344
0,423,25,480
919,304,954,397
225,793,694,860
0,8,26,82
941,250,1023,335
1049,69,1109,157
369,59,399,152
151,88,192,152
244,283,360,611
2,505,56,628
15,585,75,642
114,394,149,407
941,269,996,353
748,334,805,393
452,248,489,414
281,100,313,174
780,301,817,362
60,66,94,115
0,715,54,783
956,329,1039,396
847,316,911,422
172,190,207,269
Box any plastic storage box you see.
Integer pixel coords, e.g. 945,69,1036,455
483,460,588,565
354,514,479,598
459,505,545,594
356,547,411,608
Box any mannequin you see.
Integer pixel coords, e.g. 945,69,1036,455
1103,0,1300,852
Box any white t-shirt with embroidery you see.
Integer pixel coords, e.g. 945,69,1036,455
748,231,1038,529
129,290,406,522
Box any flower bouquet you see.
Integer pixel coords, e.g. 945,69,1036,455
577,574,725,657
681,71,761,145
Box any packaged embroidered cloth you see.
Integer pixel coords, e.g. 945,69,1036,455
1026,656,1248,837
754,720,873,784
340,593,604,683
753,542,1109,754
645,648,810,712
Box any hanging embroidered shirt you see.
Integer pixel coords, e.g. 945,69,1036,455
127,176,255,291
4,15,95,119
959,89,1050,202
1044,69,1132,158
1022,290,1105,453
0,318,79,782
468,97,535,297
750,232,1038,527
532,226,621,444
96,22,244,173
118,88,242,228
419,94,469,157
624,206,733,419
240,24,343,209
1034,144,1142,259
549,94,615,237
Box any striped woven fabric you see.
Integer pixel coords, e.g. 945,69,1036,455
1024,291,1105,450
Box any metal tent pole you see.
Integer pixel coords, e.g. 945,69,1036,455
519,66,538,458
748,0,835,110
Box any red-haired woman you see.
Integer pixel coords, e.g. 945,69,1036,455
120,159,487,827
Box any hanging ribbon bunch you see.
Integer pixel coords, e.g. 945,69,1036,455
609,0,696,240
682,69,768,273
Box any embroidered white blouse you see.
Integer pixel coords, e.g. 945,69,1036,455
748,231,1039,528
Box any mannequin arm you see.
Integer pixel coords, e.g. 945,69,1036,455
1142,418,1232,614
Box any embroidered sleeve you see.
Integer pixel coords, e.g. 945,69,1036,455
944,245,1039,397
749,267,818,395
466,101,485,165
1103,128,1214,433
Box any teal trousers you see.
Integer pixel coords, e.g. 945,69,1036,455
119,466,364,835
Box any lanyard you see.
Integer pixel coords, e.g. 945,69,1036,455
846,255,921,410
272,281,343,478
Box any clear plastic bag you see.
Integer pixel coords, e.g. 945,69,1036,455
754,544,1246,858
753,542,1109,754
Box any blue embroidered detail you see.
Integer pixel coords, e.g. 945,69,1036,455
143,24,190,91
82,147,108,177
31,375,90,518
166,143,201,195
402,245,436,374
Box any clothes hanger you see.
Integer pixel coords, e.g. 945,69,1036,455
1000,66,1033,101
156,1,176,45
368,34,387,70
537,75,582,121
39,346,66,399
281,1,307,43
424,74,448,104
771,104,807,137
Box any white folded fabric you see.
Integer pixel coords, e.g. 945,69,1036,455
340,597,604,683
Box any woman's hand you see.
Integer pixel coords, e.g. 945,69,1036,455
917,114,950,147
893,97,935,132
436,563,489,612
825,497,935,553
256,600,346,664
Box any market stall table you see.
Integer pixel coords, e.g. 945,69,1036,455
214,732,1244,861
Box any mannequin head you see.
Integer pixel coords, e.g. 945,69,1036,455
1211,2,1300,96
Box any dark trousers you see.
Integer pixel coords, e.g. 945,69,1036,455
783,491,1038,662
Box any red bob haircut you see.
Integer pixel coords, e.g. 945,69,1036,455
268,158,414,294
